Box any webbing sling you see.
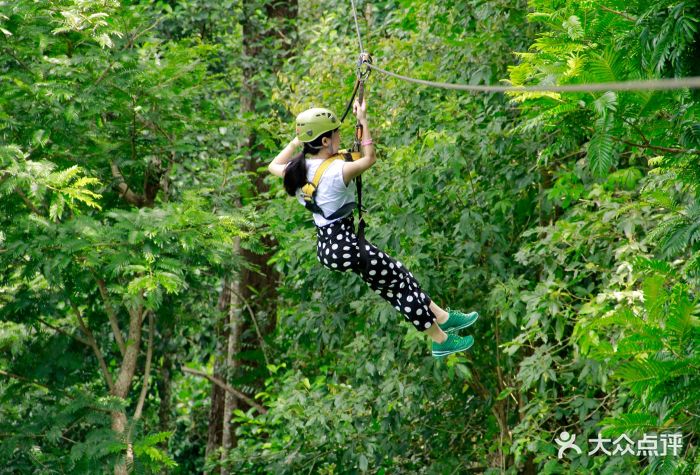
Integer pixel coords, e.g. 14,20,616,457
352,53,372,277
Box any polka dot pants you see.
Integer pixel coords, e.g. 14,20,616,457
315,214,437,331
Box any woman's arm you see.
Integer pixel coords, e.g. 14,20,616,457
268,137,301,178
342,98,375,185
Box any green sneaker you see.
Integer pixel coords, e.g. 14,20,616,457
438,308,479,333
432,334,475,358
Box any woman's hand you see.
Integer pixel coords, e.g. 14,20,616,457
268,136,302,178
353,97,367,123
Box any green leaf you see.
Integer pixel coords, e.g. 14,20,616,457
359,454,368,472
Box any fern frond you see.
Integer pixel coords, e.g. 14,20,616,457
509,101,582,133
614,359,681,395
662,384,700,419
649,372,700,409
659,220,694,257
592,92,618,117
644,454,682,475
616,331,664,359
587,131,615,177
599,412,659,438
680,123,700,148
665,283,699,339
531,36,589,55
680,250,700,277
640,283,671,334
585,48,625,83
589,307,647,329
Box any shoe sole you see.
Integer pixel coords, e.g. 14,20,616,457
442,313,479,333
432,337,475,357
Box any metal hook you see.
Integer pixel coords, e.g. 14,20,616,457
356,52,372,80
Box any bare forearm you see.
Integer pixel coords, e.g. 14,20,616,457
270,137,301,166
360,120,376,161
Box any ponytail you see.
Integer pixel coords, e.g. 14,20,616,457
283,149,311,196
283,129,336,196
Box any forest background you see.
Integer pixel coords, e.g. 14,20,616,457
1,0,699,473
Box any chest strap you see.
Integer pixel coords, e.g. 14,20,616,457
300,150,361,220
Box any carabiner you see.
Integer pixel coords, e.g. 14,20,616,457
356,52,372,80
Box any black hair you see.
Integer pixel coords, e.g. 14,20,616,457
283,128,338,196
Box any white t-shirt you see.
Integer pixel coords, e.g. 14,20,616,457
293,158,357,227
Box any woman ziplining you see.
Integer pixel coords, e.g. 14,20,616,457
265,0,700,359
267,96,479,358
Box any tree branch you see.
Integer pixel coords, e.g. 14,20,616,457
72,302,116,393
131,103,137,166
494,312,505,394
37,317,90,347
161,156,174,203
136,114,173,144
109,160,145,206
94,59,117,88
146,60,201,92
610,136,697,154
91,17,165,90
95,277,126,356
620,116,650,145
0,369,113,414
127,17,165,49
113,300,144,398
0,368,53,391
229,287,271,368
2,47,32,73
599,5,636,22
135,114,176,202
181,366,268,414
15,187,42,215
133,312,154,421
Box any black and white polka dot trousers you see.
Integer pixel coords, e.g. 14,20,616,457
315,214,437,331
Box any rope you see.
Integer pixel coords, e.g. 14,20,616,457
350,0,364,53
366,63,700,93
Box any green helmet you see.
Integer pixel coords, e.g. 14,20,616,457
295,107,339,143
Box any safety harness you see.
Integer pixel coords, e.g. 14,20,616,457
300,149,361,221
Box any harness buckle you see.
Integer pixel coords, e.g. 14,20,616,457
301,183,316,202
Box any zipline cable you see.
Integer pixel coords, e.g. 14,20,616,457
350,0,364,54
349,0,700,93
366,63,700,93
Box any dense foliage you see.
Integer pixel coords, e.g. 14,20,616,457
1,0,698,473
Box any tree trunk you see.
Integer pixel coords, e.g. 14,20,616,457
206,0,297,466
205,283,231,459
157,325,174,454
112,411,129,475
234,0,297,370
111,305,144,475
221,261,242,474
